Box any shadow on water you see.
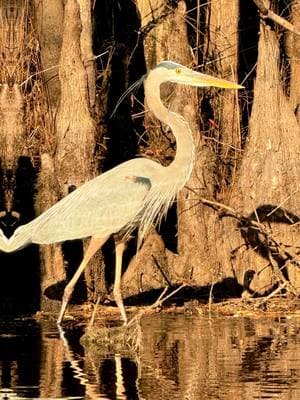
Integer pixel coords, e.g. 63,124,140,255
0,314,300,399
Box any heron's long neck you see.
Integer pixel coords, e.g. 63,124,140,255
145,81,195,183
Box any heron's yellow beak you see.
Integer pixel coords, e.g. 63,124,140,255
192,71,243,89
172,68,243,89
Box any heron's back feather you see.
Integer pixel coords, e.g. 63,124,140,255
8,158,160,249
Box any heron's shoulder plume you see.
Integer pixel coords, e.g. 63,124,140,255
111,75,146,118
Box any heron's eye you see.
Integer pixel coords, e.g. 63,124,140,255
175,68,181,74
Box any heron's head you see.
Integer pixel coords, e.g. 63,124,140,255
151,61,243,90
112,61,243,117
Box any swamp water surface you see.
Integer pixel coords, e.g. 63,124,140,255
0,314,299,399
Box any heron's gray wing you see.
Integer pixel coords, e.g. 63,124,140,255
22,159,157,244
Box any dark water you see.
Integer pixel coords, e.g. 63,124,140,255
0,314,300,399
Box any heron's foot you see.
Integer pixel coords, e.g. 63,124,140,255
57,284,73,325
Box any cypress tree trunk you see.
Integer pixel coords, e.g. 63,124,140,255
33,0,63,112
206,0,240,191
53,0,103,304
122,0,222,296
0,2,26,211
221,24,300,293
33,0,65,309
54,0,95,192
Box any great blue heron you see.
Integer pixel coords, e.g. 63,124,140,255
5,61,242,324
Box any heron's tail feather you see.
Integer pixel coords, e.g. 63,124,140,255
135,180,179,249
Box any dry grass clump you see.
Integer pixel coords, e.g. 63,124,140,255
81,315,142,355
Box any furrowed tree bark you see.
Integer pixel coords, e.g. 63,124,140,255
54,0,105,304
288,1,300,120
221,24,300,292
54,0,95,191
0,84,25,212
77,0,96,111
33,0,63,113
206,0,241,191
0,2,26,212
33,0,65,310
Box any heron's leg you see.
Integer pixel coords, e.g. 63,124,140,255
57,235,108,324
113,239,127,325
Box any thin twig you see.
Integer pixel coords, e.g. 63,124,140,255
127,284,186,327
266,188,299,217
252,0,300,35
88,295,101,328
151,284,186,307
255,282,288,307
152,255,172,286
151,286,169,308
